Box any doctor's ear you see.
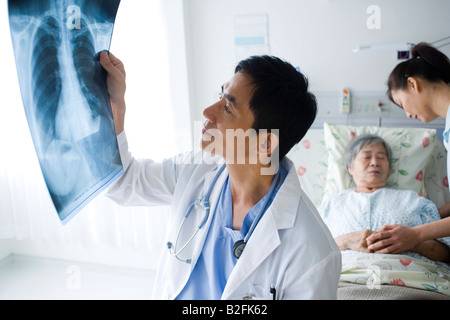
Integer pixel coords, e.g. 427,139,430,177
258,132,279,156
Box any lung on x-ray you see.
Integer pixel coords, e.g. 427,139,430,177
8,0,123,224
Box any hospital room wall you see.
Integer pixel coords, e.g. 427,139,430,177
0,0,186,270
0,240,12,261
2,0,449,269
183,0,450,125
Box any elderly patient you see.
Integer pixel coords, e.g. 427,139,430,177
318,134,450,263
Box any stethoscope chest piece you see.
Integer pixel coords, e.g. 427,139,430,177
168,163,280,263
233,239,246,259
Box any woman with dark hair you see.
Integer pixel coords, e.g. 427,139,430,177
367,43,450,255
386,42,450,124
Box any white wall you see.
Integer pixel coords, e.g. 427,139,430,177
0,240,12,261
0,0,178,270
2,0,449,269
184,0,450,123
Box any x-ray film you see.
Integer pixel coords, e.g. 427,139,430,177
8,0,123,224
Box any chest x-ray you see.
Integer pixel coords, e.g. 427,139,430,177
8,0,123,224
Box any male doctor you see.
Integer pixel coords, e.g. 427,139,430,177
100,51,341,300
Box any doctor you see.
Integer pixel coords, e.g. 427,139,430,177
100,51,341,300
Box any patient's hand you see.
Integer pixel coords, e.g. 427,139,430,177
334,230,375,252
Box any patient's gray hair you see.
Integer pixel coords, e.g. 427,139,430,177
344,134,392,172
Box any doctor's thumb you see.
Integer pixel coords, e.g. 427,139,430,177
99,51,114,71
99,51,124,73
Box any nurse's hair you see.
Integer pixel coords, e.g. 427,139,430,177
387,42,450,105
344,134,392,173
235,55,317,161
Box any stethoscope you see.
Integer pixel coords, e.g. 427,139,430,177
167,163,280,264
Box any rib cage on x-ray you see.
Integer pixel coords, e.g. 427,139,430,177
8,0,122,223
31,8,115,204
32,16,61,142
70,15,110,121
32,14,109,141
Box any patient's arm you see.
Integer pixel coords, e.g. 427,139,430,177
334,230,375,253
410,240,450,263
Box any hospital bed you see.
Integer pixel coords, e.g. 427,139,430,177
287,122,450,300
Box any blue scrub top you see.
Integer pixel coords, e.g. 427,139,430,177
176,165,287,300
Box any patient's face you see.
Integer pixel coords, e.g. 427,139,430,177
348,143,390,193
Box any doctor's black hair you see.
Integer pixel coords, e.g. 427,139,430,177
387,42,450,105
235,55,317,161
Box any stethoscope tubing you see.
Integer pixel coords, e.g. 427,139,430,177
168,164,226,262
168,162,279,262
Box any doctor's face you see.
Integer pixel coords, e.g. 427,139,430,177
348,142,390,193
201,72,257,162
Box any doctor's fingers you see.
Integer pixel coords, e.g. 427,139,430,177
100,51,126,82
100,51,127,101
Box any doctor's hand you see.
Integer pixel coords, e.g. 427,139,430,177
100,51,126,134
366,224,420,254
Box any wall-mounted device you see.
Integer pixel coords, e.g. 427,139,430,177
352,42,414,60
341,88,350,113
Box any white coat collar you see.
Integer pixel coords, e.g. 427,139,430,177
207,157,299,229
268,157,301,229
221,157,301,299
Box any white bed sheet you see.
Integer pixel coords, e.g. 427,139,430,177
340,252,450,296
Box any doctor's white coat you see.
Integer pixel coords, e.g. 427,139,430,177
107,131,341,300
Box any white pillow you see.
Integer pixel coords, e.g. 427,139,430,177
423,140,450,207
323,122,437,198
287,129,328,207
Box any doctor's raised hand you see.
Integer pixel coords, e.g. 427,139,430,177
99,51,126,134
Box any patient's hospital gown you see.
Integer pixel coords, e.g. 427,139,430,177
318,187,450,261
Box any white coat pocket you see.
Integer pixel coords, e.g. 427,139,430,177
242,284,275,300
